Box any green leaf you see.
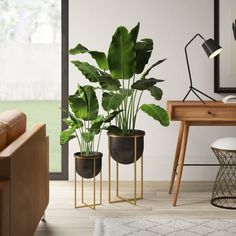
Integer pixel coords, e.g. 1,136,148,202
89,51,109,71
148,86,163,100
131,78,158,90
68,95,88,119
71,61,100,82
98,73,121,91
63,118,74,127
81,132,95,142
60,108,81,125
60,127,76,145
130,22,140,43
90,115,104,134
140,104,169,127
104,110,123,123
108,26,136,80
63,118,83,128
141,59,167,80
69,43,88,54
104,125,123,135
135,39,153,74
82,86,99,121
102,92,126,111
69,43,108,70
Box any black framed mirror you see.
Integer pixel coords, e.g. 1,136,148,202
214,0,236,93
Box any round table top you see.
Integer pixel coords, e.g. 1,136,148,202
211,137,236,150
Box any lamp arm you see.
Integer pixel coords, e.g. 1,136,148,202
184,34,206,87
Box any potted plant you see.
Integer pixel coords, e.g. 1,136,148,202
69,23,169,164
60,84,120,177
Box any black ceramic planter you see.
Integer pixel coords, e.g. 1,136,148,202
74,152,102,179
108,130,145,165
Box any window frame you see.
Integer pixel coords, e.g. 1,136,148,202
50,0,69,180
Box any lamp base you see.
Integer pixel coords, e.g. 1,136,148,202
183,86,216,104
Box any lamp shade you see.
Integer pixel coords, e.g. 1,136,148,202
202,38,222,59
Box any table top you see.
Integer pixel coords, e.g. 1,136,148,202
167,100,236,106
167,100,236,124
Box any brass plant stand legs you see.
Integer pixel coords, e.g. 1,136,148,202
108,136,143,206
74,158,102,210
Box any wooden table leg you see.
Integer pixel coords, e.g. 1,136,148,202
169,121,184,194
173,121,189,206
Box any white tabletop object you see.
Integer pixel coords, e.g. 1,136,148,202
211,137,236,150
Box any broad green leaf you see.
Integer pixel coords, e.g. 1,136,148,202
131,78,158,90
90,115,104,134
141,59,167,80
102,92,126,111
108,26,136,80
82,86,99,121
130,22,140,43
140,104,169,127
63,118,83,128
135,38,153,74
63,118,74,127
104,110,123,123
68,95,88,119
98,74,121,91
60,108,81,125
89,51,109,71
148,86,163,100
70,43,108,70
81,132,95,142
69,43,88,54
104,125,123,135
71,61,100,82
60,127,76,145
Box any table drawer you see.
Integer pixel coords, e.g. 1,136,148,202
171,105,236,120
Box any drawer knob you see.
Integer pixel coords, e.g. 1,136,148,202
208,111,212,115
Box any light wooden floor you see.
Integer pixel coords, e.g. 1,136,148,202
35,181,236,236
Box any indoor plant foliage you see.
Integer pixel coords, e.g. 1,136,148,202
69,22,169,135
69,23,169,164
60,84,120,177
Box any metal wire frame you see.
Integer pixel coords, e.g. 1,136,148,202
211,147,236,210
108,135,143,206
74,158,102,210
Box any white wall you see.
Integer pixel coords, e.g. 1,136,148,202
69,0,236,181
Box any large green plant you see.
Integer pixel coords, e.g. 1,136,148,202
70,23,169,135
60,84,120,155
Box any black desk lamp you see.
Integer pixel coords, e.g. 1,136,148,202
183,34,222,103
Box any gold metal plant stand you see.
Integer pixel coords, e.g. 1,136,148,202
108,135,143,206
74,157,102,210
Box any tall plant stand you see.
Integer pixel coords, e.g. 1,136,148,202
108,135,143,206
74,156,102,210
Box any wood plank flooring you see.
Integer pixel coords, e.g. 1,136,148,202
35,181,236,236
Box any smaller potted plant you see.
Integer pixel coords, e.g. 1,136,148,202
60,84,120,178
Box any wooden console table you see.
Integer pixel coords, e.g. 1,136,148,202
167,101,236,206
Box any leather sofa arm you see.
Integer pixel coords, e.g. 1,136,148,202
0,124,49,236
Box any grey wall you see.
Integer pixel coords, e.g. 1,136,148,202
69,0,236,181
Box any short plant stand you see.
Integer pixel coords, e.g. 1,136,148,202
74,153,102,210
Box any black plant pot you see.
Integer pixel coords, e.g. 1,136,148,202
74,152,102,179
108,130,145,165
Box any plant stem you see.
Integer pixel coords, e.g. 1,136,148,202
96,132,102,152
133,91,143,129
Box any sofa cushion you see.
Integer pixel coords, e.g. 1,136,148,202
0,123,7,152
0,110,26,145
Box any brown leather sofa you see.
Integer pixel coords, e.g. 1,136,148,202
0,110,49,236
